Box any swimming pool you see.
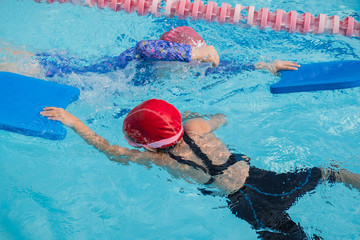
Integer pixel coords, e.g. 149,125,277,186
0,0,359,239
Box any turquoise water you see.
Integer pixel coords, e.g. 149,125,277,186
0,0,360,239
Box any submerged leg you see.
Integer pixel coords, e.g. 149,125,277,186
0,46,41,77
322,168,360,191
227,167,323,240
228,189,310,240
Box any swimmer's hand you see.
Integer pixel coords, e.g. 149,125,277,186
273,60,300,72
255,60,300,75
41,107,79,128
191,46,219,67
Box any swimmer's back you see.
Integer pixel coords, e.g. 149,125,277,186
185,131,250,193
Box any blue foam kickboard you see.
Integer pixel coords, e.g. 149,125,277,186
270,61,360,94
0,72,80,140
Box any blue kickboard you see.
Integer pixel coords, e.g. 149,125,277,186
0,72,80,140
270,61,360,94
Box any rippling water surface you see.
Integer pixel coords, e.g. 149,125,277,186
0,0,359,239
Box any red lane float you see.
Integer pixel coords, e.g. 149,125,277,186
34,0,360,38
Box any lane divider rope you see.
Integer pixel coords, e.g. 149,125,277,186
35,0,360,38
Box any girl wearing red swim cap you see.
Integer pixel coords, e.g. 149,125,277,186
42,99,360,240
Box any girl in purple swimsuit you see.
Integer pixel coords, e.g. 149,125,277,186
1,26,300,80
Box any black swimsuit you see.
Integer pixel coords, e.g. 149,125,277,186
168,132,324,240
168,132,250,185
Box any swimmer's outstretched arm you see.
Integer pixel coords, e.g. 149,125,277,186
40,107,157,165
255,60,300,74
135,40,219,67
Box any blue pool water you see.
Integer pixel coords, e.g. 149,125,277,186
0,0,360,239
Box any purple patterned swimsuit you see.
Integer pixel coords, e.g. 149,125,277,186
36,40,254,79
36,40,192,77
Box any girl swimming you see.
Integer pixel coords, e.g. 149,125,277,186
41,99,360,240
1,26,299,80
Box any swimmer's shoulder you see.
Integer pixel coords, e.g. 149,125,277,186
184,117,211,135
183,118,225,152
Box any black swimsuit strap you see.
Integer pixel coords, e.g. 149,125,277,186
167,151,215,185
202,155,250,185
167,151,208,174
167,132,248,185
182,132,237,176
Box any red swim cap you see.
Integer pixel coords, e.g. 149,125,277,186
123,99,183,149
160,26,207,48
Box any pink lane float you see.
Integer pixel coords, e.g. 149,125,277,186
36,0,359,38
